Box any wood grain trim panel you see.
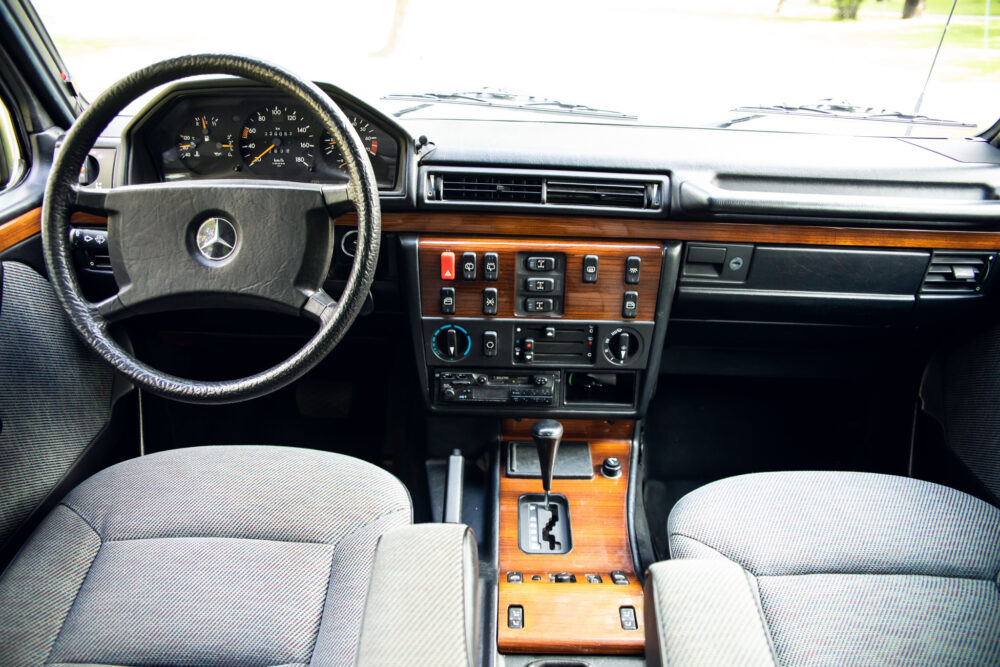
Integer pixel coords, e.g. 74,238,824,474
498,418,643,655
0,208,108,253
339,212,1000,250
419,237,662,322
0,208,42,252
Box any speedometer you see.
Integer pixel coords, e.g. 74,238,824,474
238,105,316,175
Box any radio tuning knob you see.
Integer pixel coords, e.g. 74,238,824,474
442,385,457,400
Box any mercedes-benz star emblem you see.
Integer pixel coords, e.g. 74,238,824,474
196,217,237,261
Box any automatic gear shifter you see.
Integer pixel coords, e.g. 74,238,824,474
532,419,563,507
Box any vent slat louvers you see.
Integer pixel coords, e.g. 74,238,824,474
439,174,543,203
920,251,995,294
546,180,649,208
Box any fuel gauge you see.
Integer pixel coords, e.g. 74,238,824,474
178,115,235,173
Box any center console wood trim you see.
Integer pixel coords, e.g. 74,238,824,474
497,418,643,655
342,211,1000,251
418,237,663,322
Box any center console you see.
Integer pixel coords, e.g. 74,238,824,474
402,235,681,416
401,233,681,656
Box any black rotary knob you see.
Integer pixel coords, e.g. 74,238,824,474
602,457,622,478
602,328,641,365
432,324,471,362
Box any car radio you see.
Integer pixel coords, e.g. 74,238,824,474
433,370,561,406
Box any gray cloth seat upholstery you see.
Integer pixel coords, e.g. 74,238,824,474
0,445,425,666
651,471,1000,666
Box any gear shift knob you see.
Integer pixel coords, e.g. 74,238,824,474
532,419,563,507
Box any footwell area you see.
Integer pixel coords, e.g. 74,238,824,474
641,373,916,561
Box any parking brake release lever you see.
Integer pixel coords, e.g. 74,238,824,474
532,419,563,508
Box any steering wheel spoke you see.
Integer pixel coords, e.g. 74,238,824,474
322,183,355,217
70,184,115,216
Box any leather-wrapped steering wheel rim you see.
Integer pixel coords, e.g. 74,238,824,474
41,54,381,404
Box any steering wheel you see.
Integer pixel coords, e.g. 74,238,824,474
41,54,380,404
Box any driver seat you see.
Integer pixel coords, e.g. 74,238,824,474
0,445,478,666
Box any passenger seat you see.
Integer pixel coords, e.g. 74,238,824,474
645,471,1000,666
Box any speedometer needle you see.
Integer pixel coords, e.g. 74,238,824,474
250,144,275,165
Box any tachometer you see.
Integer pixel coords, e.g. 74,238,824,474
177,115,235,173
238,105,316,175
322,116,379,171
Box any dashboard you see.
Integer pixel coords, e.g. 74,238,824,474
127,86,402,189
67,76,1000,420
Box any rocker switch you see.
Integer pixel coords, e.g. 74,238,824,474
583,254,599,283
440,251,455,280
508,605,524,629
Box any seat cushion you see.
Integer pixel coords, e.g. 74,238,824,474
667,471,1000,666
0,445,411,666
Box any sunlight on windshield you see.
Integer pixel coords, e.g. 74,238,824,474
32,0,1000,136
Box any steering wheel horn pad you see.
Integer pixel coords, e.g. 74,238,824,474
42,54,381,404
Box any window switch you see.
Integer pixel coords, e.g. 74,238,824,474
610,570,629,585
620,606,638,630
507,605,524,629
506,571,523,584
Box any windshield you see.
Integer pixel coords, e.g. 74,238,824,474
31,0,1000,137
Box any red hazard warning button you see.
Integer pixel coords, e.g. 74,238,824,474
441,251,456,280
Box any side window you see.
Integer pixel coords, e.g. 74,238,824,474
0,96,24,193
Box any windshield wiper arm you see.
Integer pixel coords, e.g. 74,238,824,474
384,89,636,120
720,100,974,128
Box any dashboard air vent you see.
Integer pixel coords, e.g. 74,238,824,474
423,168,668,214
436,173,543,203
546,179,652,209
920,250,995,294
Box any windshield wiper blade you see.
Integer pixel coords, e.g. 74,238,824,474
383,89,637,120
721,100,975,128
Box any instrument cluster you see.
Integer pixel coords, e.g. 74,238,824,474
142,92,400,188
